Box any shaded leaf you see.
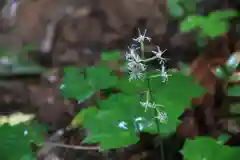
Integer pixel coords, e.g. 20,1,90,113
228,85,240,96
0,121,46,160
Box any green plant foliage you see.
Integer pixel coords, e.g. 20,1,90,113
81,94,142,150
180,15,205,32
61,65,118,103
101,51,121,61
149,71,206,135
116,76,147,94
0,121,46,160
167,0,199,17
180,10,239,39
182,136,240,160
72,70,205,150
228,85,240,96
230,103,240,114
208,10,239,20
167,0,184,17
70,106,98,128
86,65,118,90
60,67,95,102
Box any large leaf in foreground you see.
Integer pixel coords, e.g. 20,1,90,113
0,121,46,160
182,136,240,160
150,72,206,135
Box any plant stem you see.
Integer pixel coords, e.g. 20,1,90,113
146,77,165,160
45,142,100,151
140,41,145,59
140,56,158,63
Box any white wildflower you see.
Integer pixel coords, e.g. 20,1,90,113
128,61,146,81
133,28,151,43
125,46,146,81
152,46,169,64
118,121,128,130
154,110,168,124
125,46,141,62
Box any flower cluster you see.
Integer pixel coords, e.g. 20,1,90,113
125,46,146,81
125,29,169,82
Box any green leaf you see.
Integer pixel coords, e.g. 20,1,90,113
182,136,240,160
230,103,240,114
151,72,206,135
208,10,239,20
70,107,98,128
116,76,147,94
217,134,231,144
86,65,118,90
101,51,121,61
0,121,46,160
180,15,204,32
83,130,138,151
202,20,228,38
81,99,140,150
182,137,221,160
61,67,95,101
168,2,184,17
228,85,240,96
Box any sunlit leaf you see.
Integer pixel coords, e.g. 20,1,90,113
71,107,98,128
180,15,204,32
0,112,35,126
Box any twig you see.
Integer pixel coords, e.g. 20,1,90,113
44,142,100,151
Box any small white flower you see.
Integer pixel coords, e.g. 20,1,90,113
125,46,141,62
133,28,151,43
118,121,128,130
158,64,172,83
129,70,145,81
24,130,28,136
128,61,146,81
154,110,168,124
152,46,169,64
